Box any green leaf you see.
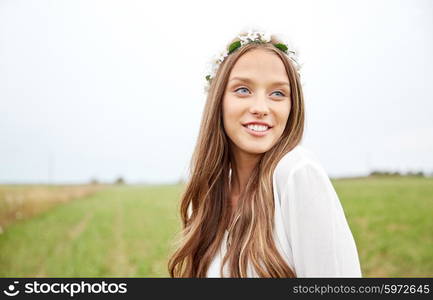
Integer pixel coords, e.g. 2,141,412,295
274,43,288,53
228,41,241,54
205,75,211,81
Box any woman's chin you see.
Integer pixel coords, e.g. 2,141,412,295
241,143,273,155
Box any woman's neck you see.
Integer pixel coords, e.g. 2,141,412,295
230,148,261,199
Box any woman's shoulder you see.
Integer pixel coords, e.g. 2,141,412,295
273,144,327,185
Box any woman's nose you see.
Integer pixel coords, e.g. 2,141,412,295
249,93,270,117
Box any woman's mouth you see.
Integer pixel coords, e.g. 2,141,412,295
242,123,272,137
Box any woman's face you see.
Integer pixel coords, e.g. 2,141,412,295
222,48,291,157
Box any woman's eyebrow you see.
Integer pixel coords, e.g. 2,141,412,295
229,77,254,84
229,77,290,87
270,81,290,87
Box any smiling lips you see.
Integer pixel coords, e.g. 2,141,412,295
242,121,273,137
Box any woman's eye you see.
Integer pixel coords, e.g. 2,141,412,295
272,91,285,97
234,87,250,94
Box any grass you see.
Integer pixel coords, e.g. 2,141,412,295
0,184,182,277
0,184,104,231
0,177,432,277
332,176,433,277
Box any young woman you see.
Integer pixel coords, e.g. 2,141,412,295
168,30,362,278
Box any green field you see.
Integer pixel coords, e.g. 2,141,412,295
0,177,432,277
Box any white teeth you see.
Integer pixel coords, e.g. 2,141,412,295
246,124,269,132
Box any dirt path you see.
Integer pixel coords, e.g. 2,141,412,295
35,212,93,277
107,197,137,276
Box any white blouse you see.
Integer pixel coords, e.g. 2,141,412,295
206,145,362,277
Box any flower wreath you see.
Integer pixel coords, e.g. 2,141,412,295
204,30,301,92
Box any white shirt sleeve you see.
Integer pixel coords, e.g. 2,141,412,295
283,161,362,277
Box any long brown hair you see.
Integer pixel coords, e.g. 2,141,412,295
168,35,305,277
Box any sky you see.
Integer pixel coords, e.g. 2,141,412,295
0,0,432,184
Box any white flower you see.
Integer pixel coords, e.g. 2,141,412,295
259,32,271,43
238,30,271,45
245,30,258,42
216,50,228,63
239,34,249,46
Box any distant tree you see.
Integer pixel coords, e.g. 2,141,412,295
407,171,424,177
369,170,401,177
90,178,99,185
370,170,425,177
115,177,125,185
